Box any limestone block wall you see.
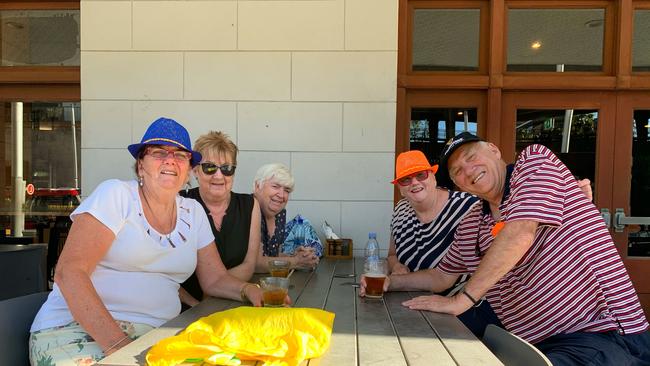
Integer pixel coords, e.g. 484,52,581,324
81,0,398,255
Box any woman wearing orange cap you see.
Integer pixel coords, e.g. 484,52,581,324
386,150,479,278
371,153,477,280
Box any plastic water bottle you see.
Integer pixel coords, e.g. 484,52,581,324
294,216,305,247
365,232,379,263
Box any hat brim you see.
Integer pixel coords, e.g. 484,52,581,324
391,165,439,184
128,141,202,167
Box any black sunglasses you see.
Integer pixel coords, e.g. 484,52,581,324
200,162,236,176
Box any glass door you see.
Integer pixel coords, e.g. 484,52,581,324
612,93,650,315
501,91,616,208
402,91,486,163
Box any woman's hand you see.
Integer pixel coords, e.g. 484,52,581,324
358,274,390,297
245,284,293,307
292,247,319,269
243,284,264,307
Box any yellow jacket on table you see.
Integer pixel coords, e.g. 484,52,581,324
146,307,335,366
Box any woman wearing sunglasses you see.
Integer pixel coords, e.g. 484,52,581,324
29,118,264,365
179,131,261,307
377,150,478,290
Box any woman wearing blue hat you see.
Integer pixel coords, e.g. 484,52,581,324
28,118,266,365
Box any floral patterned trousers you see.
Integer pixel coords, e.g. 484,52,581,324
29,320,153,366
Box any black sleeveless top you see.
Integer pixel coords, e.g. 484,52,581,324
180,188,254,299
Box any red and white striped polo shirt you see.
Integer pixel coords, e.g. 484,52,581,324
439,144,649,344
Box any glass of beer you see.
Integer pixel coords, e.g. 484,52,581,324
364,259,388,299
260,277,289,307
268,259,291,277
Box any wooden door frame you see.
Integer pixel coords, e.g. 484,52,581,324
398,0,490,90
501,91,617,207
502,0,617,89
613,92,650,300
0,1,80,100
631,1,650,88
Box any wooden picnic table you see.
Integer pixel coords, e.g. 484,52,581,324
99,258,502,366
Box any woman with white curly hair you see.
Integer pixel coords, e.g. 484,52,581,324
253,163,321,272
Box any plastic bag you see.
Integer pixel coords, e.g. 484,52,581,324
283,214,323,257
146,306,335,366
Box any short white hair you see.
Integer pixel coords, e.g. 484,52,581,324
254,163,295,192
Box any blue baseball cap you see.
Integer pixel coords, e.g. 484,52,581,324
127,117,202,167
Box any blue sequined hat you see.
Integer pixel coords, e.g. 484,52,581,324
127,117,202,167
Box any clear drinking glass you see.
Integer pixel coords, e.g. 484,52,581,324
364,259,388,299
260,277,289,307
268,259,291,277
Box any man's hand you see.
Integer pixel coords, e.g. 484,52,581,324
577,178,593,201
401,292,473,316
358,274,391,297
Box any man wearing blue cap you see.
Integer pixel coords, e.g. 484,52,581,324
400,132,650,364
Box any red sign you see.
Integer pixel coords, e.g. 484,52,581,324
26,183,35,196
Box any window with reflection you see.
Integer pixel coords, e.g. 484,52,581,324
633,10,650,72
0,10,80,66
515,109,598,186
0,102,81,238
629,110,650,257
410,108,478,161
507,9,605,72
412,9,480,71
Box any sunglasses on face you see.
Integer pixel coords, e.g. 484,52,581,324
200,162,236,176
147,148,192,162
397,170,429,186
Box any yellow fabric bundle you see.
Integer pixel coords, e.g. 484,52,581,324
146,306,335,366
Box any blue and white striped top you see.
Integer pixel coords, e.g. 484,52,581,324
391,190,479,293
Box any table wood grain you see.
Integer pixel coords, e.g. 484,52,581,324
99,258,502,366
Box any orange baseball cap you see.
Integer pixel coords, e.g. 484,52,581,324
391,150,439,184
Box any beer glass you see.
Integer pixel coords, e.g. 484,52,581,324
268,259,291,277
364,259,388,299
260,277,289,307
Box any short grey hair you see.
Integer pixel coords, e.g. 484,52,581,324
254,163,295,192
